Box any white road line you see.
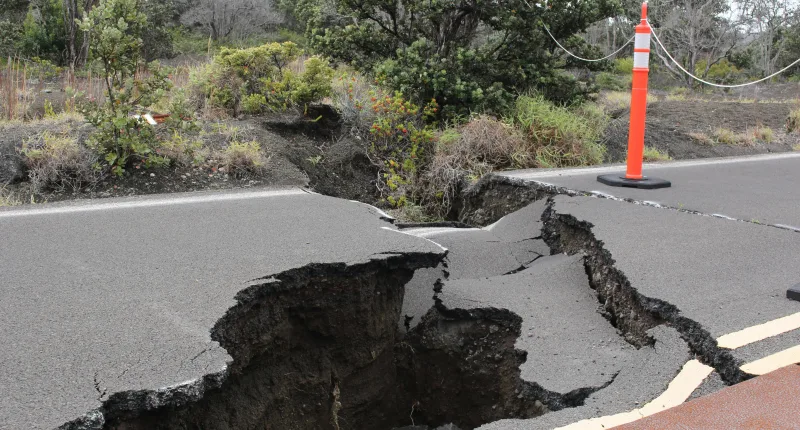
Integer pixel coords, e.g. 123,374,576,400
554,360,713,430
380,226,449,253
501,152,800,180
0,188,308,218
717,312,800,350
740,345,800,375
401,227,481,237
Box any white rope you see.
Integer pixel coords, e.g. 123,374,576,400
543,23,634,62
648,19,800,88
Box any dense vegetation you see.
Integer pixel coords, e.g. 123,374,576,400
2,0,800,217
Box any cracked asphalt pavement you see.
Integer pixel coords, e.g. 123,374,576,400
0,188,445,429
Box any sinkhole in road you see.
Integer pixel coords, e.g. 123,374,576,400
89,255,565,430
76,184,740,430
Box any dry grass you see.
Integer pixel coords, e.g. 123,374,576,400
688,132,715,146
709,126,775,147
419,116,530,217
19,131,100,193
597,91,656,112
642,147,672,162
787,107,800,133
0,186,21,207
219,140,269,178
749,125,774,143
330,70,386,139
712,128,752,146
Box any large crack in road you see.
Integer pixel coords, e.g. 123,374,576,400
6,171,798,429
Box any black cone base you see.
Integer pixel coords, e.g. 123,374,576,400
788,284,800,302
597,174,671,189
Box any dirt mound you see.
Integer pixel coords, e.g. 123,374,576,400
604,101,799,162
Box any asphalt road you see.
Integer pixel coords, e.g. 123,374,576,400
501,152,800,229
440,255,638,394
0,188,445,429
400,202,549,331
549,195,800,339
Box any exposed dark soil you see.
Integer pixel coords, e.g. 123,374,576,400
604,100,800,162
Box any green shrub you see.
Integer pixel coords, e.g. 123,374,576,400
308,0,616,117
190,42,333,116
155,131,205,167
365,93,438,208
614,57,634,75
241,94,268,114
16,0,67,64
595,72,629,91
20,131,99,193
220,140,268,177
79,0,173,176
695,59,741,84
509,95,606,168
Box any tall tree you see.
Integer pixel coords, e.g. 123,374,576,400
180,0,283,41
301,0,621,115
647,0,742,86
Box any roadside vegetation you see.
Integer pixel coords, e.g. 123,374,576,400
2,0,800,219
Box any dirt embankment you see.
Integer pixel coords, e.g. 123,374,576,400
604,100,799,162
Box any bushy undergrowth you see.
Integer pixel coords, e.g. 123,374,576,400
509,95,607,168
189,42,333,116
595,72,629,91
20,131,99,193
220,140,268,178
642,146,671,162
418,116,530,217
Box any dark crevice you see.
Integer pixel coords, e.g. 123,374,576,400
541,198,748,384
502,254,544,275
396,221,475,229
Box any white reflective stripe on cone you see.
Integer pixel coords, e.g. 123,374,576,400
634,52,650,69
634,33,650,49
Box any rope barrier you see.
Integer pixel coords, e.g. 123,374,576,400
647,20,800,89
542,23,634,62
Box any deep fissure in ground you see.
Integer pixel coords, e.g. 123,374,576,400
65,177,749,430
69,252,564,430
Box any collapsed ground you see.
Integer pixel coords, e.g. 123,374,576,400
52,176,791,430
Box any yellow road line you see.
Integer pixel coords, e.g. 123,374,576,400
553,360,713,430
741,345,800,375
556,312,800,429
717,312,800,350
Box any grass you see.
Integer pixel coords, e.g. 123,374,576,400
712,128,752,146
510,95,607,168
220,140,268,178
793,143,800,151
418,115,529,217
709,126,773,146
787,107,800,133
642,147,671,162
749,125,774,143
597,91,657,113
19,130,100,193
0,186,21,207
688,132,715,146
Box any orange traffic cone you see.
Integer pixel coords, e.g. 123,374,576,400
598,2,671,189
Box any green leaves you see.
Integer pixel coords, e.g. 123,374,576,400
302,0,621,116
